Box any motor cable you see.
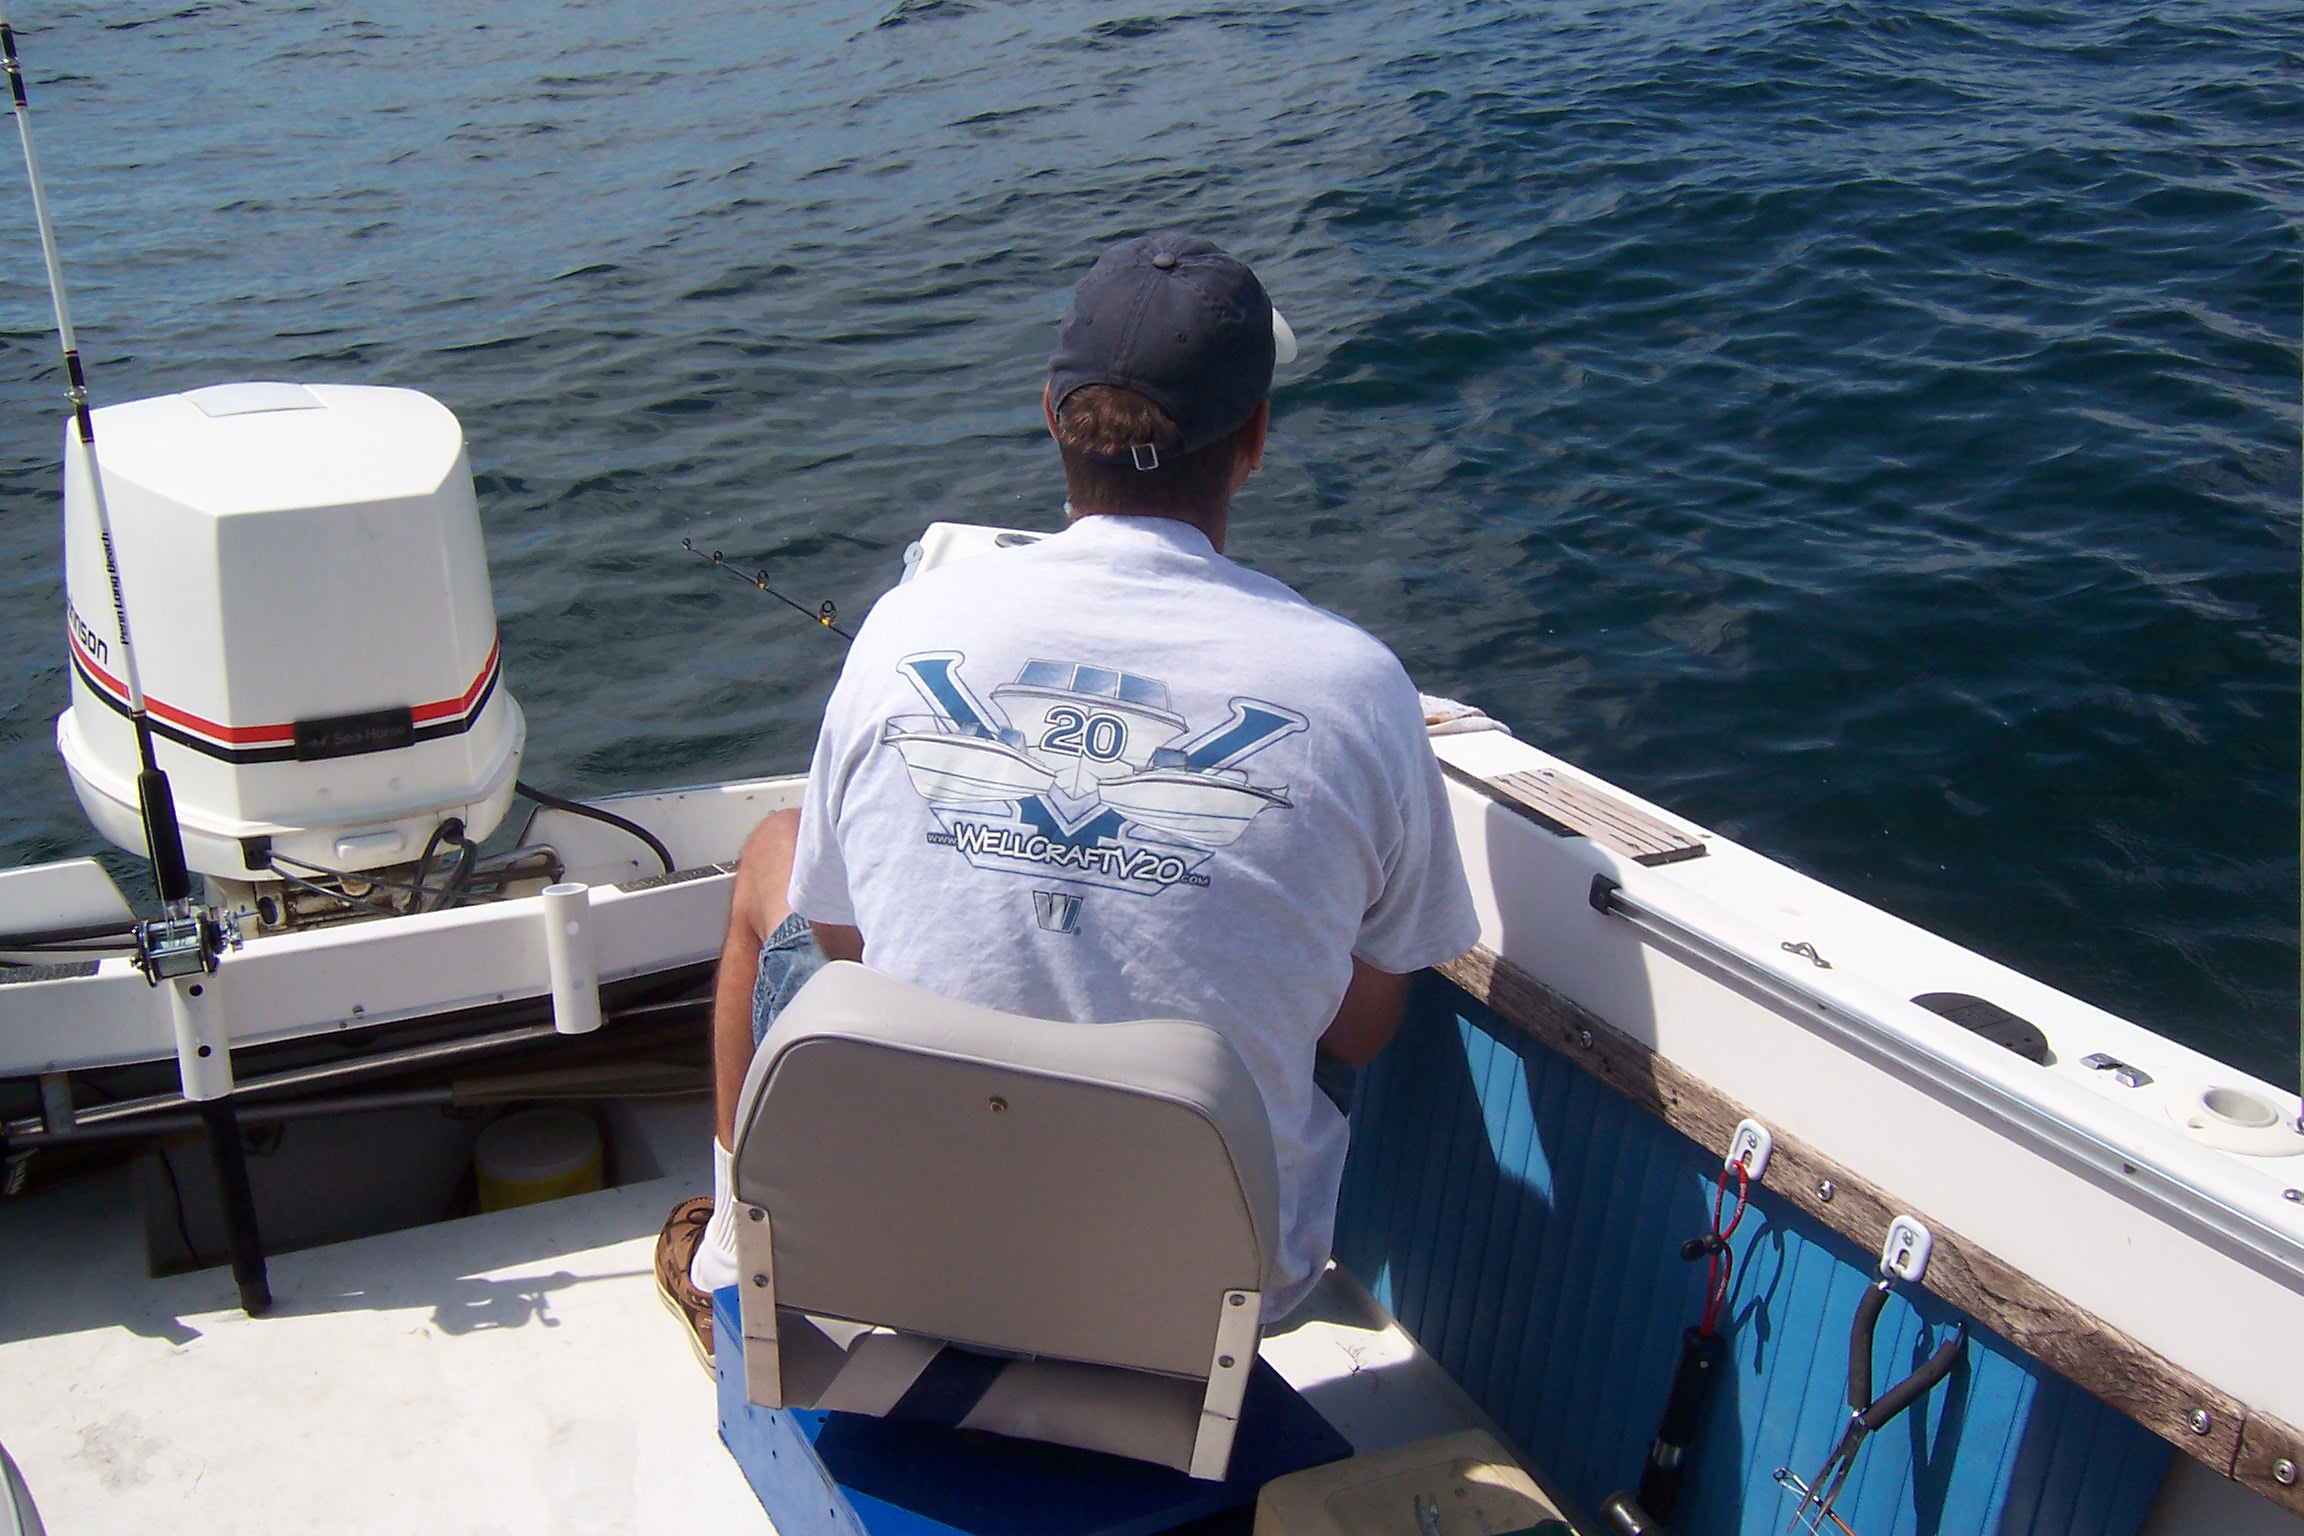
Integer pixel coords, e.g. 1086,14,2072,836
260,857,406,919
441,824,480,908
406,817,459,912
515,780,675,875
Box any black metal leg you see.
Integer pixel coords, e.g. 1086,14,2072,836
197,1096,270,1315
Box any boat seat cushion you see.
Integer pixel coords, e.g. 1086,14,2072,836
776,1307,1208,1470
731,960,1280,1383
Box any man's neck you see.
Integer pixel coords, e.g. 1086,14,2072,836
1062,504,1228,554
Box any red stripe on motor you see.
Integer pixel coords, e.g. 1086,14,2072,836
69,632,293,747
411,639,500,725
68,630,499,744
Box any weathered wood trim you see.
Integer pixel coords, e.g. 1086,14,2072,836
1436,944,2300,1507
2237,1409,2304,1518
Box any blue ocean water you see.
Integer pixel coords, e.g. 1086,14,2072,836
0,1,2295,1081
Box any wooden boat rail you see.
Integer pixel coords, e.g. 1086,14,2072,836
1436,943,2304,1517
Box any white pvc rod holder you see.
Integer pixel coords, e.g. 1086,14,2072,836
169,976,234,1102
542,882,602,1035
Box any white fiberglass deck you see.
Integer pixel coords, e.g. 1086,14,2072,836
0,1099,759,1533
0,1096,1497,1534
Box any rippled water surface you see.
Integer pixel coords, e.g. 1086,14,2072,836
0,1,2296,1080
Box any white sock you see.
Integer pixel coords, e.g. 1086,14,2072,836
690,1138,739,1293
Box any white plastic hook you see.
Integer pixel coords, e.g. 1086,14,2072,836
1880,1215,1933,1284
1727,1118,1774,1181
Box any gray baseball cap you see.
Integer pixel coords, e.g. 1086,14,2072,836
1049,234,1298,468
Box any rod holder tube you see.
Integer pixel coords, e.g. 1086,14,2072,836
196,1096,270,1315
542,881,602,1035
168,976,234,1102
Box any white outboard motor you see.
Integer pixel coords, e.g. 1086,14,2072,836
55,382,525,881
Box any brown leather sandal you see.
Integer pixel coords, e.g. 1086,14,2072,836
653,1194,716,1374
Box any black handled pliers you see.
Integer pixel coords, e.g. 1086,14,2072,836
1787,1280,1966,1534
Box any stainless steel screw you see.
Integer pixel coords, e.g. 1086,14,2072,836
1817,1180,1835,1203
2274,1459,2297,1487
1228,1293,1246,1306
2284,1189,2303,1204
751,1273,769,1288
748,1207,764,1222
1578,1029,1594,1050
988,1096,1008,1112
2187,1409,2213,1435
1218,1355,1236,1369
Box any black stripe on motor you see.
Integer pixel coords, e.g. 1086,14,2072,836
70,658,298,764
69,653,496,766
885,1346,1009,1427
410,662,498,745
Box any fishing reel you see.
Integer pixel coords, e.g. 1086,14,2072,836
131,906,241,985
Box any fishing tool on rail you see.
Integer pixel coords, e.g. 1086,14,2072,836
1777,1219,1967,1536
1597,1123,1764,1535
1596,1128,1965,1536
1,2,268,1313
683,537,852,640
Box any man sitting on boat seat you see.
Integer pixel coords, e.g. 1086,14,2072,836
658,233,1479,1364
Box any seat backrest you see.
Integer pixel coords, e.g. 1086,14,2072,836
730,961,1279,1381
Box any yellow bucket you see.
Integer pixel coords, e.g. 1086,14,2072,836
475,1107,604,1212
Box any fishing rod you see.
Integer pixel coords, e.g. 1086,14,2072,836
0,6,180,883
2,4,268,1314
683,536,853,640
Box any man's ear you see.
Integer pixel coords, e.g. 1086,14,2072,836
1043,382,1059,440
1239,398,1270,475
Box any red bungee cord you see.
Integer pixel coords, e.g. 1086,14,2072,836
1604,1152,1756,1528
1697,1158,1751,1336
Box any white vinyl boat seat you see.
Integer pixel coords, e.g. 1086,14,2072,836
729,961,1280,1481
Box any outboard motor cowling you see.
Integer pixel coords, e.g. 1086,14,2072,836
56,382,524,880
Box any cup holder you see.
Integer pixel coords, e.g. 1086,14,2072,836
2167,1084,2304,1156
2202,1087,2280,1129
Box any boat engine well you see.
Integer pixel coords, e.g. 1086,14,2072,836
55,382,525,883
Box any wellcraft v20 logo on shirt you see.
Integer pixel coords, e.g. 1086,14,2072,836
879,651,1303,899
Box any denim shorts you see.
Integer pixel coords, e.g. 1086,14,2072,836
751,911,831,1048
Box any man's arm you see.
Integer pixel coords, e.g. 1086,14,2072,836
811,922,864,963
1316,957,1414,1069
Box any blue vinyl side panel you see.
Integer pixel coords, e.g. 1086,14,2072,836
1332,979,2170,1536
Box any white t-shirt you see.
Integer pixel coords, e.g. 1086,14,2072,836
790,513,1479,1319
